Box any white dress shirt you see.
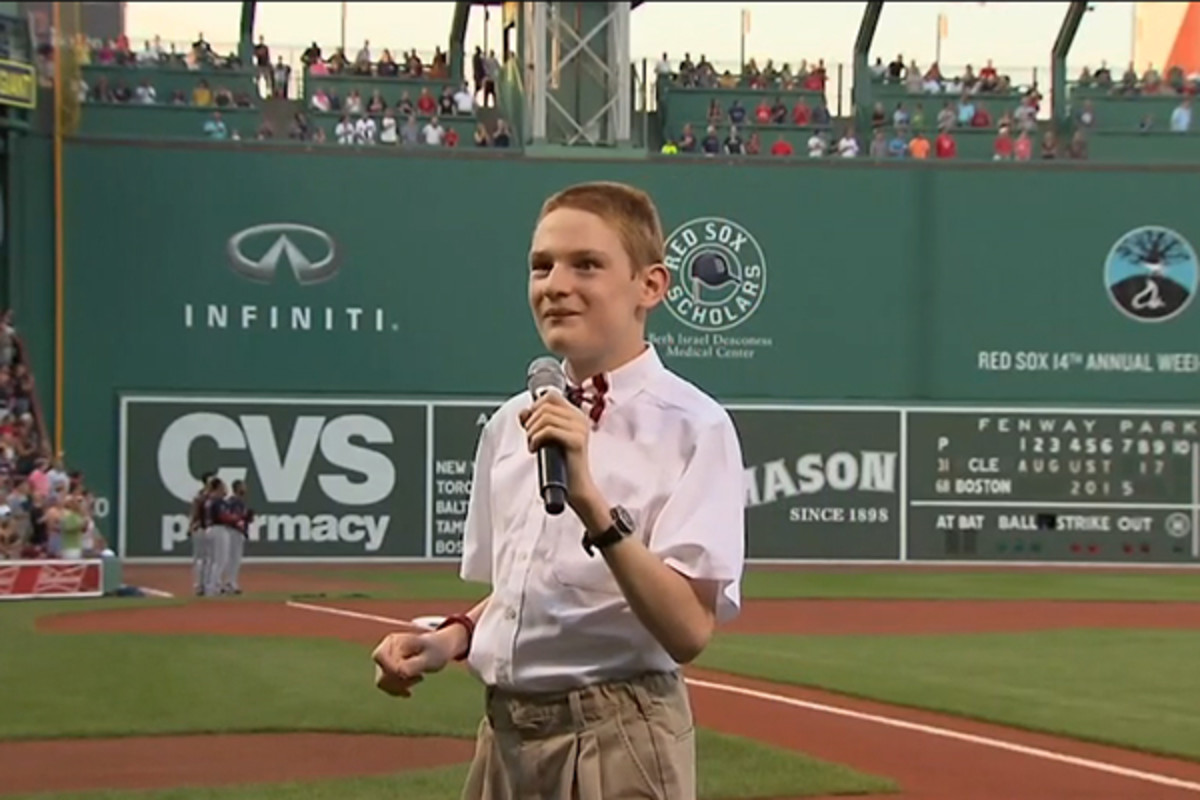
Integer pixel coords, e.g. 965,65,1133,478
460,344,745,692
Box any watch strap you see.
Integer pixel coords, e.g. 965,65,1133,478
582,524,625,557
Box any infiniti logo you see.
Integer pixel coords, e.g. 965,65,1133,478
226,223,339,285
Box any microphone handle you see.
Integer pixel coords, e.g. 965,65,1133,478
537,441,568,515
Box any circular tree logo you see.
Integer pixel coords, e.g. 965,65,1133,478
663,217,767,332
1104,225,1198,323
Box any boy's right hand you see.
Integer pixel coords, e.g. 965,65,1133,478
372,631,454,698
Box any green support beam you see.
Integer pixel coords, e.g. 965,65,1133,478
853,1,884,128
451,2,470,83
239,1,255,69
1052,1,1087,124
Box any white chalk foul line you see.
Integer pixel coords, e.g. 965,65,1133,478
685,678,1200,793
288,601,1200,794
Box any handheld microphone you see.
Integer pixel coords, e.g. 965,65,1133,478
526,356,568,515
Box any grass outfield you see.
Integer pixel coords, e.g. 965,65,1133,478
316,566,1200,602
697,629,1200,762
0,600,895,799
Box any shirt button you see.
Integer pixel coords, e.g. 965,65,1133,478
504,607,517,620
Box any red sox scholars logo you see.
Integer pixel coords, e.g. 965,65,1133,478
663,217,767,333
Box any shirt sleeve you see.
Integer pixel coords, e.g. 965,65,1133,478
647,414,746,624
459,415,497,585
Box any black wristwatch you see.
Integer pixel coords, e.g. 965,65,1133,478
582,505,635,557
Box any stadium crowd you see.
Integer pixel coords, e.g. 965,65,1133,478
75,33,516,147
658,52,1198,160
0,313,109,563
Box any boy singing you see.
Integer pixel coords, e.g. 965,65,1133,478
373,182,746,799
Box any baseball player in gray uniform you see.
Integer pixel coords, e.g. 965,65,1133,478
218,479,252,594
189,473,215,596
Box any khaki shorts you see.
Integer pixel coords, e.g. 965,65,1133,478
461,670,696,800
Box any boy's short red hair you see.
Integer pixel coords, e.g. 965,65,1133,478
538,181,665,270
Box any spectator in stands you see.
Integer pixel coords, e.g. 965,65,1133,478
935,129,956,159
706,99,723,125
728,100,746,125
754,98,771,124
887,128,908,158
1120,63,1138,95
678,123,697,152
1067,131,1088,160
135,78,156,104
483,50,501,107
192,32,214,67
1014,129,1033,161
418,87,437,116
311,87,331,113
110,80,131,103
368,90,386,114
401,115,420,146
273,57,291,99
203,112,227,140
454,83,475,115
380,109,398,145
444,125,460,147
256,120,274,140
346,89,364,114
936,101,955,131
701,124,720,155
474,122,491,147
422,116,446,146
1143,64,1162,94
887,54,906,83
769,97,787,124
254,35,271,91
957,94,975,126
993,124,1014,160
355,40,373,75
355,113,377,145
745,132,761,155
971,101,992,128
378,49,399,78
807,130,827,158
811,100,831,127
90,77,112,103
837,128,859,158
1041,130,1059,159
770,133,793,157
791,96,810,125
1171,99,1192,132
193,80,213,107
335,114,354,144
170,90,186,105
473,47,487,98
1139,114,1154,132
439,86,456,116
397,91,414,116
922,62,944,92
869,129,887,159
723,125,745,155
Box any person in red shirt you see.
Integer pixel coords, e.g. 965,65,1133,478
770,134,794,156
445,127,459,147
417,87,437,115
791,98,811,125
971,103,992,128
993,125,1013,160
935,130,957,159
754,99,771,123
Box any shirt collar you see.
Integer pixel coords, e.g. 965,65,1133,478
565,343,663,407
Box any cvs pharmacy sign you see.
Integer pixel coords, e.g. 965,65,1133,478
119,395,428,560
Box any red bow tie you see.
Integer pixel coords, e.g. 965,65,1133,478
566,373,609,425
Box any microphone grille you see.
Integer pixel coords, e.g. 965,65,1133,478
527,356,566,395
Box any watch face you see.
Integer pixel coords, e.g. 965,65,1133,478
612,505,635,534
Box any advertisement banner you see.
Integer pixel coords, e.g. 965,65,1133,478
0,560,102,600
